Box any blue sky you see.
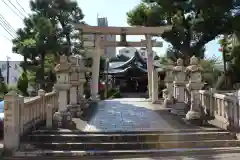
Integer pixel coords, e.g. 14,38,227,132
0,0,221,61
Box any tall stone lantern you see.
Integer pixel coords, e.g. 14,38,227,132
171,58,187,116
185,56,204,122
53,55,72,128
162,59,175,108
67,55,82,117
76,55,89,110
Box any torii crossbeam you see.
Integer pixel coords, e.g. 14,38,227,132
75,24,172,35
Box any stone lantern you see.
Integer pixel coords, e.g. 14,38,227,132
185,56,204,122
67,55,82,117
163,59,175,107
53,55,72,128
171,58,187,116
77,55,90,110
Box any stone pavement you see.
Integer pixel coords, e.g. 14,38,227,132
97,153,240,160
78,98,205,132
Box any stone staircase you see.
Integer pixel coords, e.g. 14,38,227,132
5,128,240,159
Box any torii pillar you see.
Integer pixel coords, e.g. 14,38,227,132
145,35,154,100
91,34,101,100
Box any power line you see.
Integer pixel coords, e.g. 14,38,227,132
2,0,24,20
0,21,15,38
5,0,28,18
0,14,17,36
15,0,28,15
3,35,12,42
0,18,16,38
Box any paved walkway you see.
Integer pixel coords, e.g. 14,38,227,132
97,153,240,160
74,98,205,132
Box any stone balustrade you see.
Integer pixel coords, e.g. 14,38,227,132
163,55,240,127
199,89,239,130
4,90,58,152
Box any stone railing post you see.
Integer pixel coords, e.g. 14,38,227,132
171,58,187,116
52,87,58,112
46,104,53,128
185,56,204,123
163,59,174,108
209,88,216,117
4,91,20,153
18,95,24,135
38,89,46,121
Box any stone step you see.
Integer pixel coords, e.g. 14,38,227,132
28,131,235,143
7,147,240,159
31,128,224,134
23,140,240,150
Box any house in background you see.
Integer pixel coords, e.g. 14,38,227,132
118,47,158,60
0,61,22,86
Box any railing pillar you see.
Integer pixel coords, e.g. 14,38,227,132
3,91,20,153
18,95,24,135
209,88,216,117
38,89,46,121
46,104,53,128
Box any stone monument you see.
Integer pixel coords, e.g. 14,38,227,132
171,58,187,116
53,55,72,128
185,56,204,122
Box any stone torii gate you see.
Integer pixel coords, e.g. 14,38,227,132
75,24,172,101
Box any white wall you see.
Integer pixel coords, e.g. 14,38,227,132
0,61,22,85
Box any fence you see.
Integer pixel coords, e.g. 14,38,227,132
4,89,58,152
198,89,239,130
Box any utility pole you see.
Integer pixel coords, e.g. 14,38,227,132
104,58,109,98
6,56,10,85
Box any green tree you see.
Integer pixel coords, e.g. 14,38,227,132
200,57,222,87
12,14,58,89
29,0,85,56
0,69,8,94
127,0,239,63
12,0,85,89
17,72,29,96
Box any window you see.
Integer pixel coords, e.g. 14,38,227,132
1,64,6,71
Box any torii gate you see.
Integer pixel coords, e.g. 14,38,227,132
75,24,172,101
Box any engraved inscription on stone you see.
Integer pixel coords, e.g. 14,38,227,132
4,102,12,111
4,112,13,123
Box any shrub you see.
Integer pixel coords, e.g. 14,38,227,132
17,72,29,96
107,88,122,98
